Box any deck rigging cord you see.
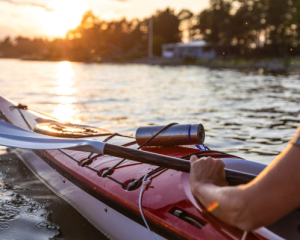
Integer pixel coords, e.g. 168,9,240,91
8,103,241,191
1,102,258,240
139,174,158,240
241,231,248,240
104,123,178,172
58,123,180,190
7,103,244,191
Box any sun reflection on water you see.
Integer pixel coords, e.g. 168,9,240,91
54,61,80,123
56,61,74,96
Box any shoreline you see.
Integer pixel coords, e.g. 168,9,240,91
2,56,300,73
128,57,300,73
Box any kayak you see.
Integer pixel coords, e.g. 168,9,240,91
0,95,297,240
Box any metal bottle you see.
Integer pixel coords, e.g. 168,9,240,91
135,124,205,147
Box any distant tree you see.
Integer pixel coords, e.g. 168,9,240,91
230,0,265,56
192,0,299,57
177,9,194,41
194,0,233,55
151,8,181,56
64,11,147,61
0,37,17,57
14,36,46,57
290,0,300,50
263,0,291,56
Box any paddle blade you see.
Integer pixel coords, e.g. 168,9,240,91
0,120,105,154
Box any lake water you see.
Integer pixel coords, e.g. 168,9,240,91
0,59,299,239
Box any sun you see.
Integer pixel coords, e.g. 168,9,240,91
41,0,85,38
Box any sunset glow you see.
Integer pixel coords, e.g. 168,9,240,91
0,0,209,39
42,0,84,37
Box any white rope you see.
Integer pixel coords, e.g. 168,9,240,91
241,231,248,240
139,173,247,240
139,174,158,240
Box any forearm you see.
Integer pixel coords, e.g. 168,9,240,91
190,144,300,231
191,182,251,230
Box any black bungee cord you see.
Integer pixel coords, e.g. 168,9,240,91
10,103,241,191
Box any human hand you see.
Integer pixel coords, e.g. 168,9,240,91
189,156,228,194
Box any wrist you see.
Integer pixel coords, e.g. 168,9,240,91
190,181,213,194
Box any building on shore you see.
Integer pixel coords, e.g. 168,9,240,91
162,40,216,59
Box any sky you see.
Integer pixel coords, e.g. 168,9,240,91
0,0,209,39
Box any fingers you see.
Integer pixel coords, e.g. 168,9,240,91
189,155,228,187
190,155,224,167
190,155,226,176
190,155,198,163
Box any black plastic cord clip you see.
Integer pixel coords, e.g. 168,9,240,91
101,167,114,178
80,153,94,167
9,104,28,110
126,179,141,191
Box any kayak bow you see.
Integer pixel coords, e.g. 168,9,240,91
0,95,294,240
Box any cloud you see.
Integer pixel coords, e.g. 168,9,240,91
0,0,54,11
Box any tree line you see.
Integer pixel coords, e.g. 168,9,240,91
1,0,300,62
196,0,300,57
0,9,182,62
